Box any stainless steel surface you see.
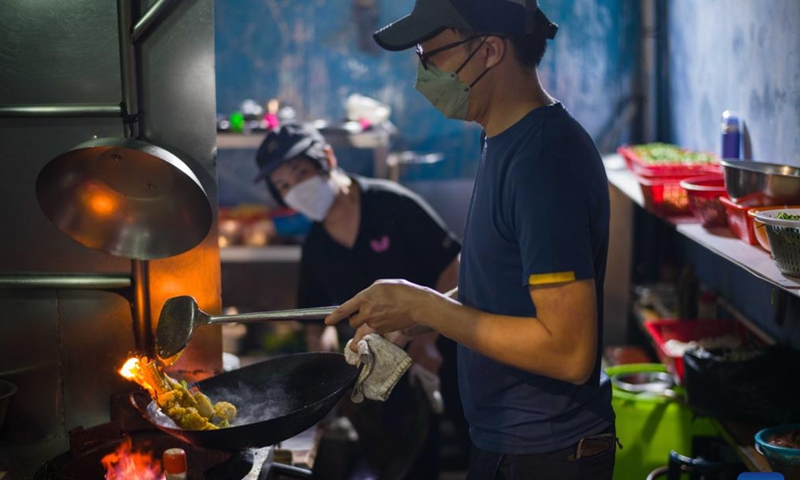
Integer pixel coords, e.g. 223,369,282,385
720,159,800,205
156,296,336,361
117,0,139,138
132,0,178,42
36,137,213,260
0,104,123,117
0,274,131,289
132,259,154,355
610,371,676,394
0,0,219,476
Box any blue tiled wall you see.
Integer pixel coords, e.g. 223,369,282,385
667,0,800,165
215,0,639,184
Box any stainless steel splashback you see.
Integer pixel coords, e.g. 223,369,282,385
0,1,220,476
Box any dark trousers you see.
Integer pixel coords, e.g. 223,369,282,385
466,426,616,480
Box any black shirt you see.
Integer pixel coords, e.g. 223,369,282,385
297,175,461,309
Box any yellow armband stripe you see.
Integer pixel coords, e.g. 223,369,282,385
528,271,576,286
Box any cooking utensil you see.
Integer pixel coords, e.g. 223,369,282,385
720,159,800,206
130,352,359,451
36,137,212,260
156,295,338,362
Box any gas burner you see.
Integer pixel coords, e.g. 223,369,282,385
33,422,274,480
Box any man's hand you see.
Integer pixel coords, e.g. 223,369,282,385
325,279,439,334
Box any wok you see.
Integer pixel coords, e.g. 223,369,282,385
130,352,359,452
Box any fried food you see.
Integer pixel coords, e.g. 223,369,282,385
120,356,237,430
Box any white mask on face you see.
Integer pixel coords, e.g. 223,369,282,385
283,174,338,222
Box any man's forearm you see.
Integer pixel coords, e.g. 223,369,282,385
419,296,595,385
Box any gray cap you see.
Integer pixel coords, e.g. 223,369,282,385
374,0,557,52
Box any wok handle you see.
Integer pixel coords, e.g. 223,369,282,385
208,306,339,324
266,463,313,479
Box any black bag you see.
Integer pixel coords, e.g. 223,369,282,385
683,345,800,425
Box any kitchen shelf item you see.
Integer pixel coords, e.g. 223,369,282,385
719,196,757,245
754,208,800,277
720,159,800,206
618,144,721,178
679,175,729,227
747,205,799,253
643,319,755,382
754,423,800,475
637,174,694,217
606,364,717,480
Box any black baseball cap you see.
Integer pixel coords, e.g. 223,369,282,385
253,122,329,184
374,0,558,52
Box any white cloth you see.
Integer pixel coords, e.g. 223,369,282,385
344,334,412,403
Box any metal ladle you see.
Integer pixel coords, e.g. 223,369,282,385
156,296,338,364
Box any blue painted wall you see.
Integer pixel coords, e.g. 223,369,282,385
215,0,639,186
664,0,800,345
667,0,800,165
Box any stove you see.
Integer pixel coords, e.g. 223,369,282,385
32,420,276,480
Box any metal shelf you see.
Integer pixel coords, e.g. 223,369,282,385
219,245,301,263
604,154,800,298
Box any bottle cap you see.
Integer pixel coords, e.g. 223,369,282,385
163,448,187,474
721,110,740,130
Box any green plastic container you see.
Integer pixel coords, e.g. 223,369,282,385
608,364,718,480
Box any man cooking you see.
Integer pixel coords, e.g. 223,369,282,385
253,122,467,478
324,1,617,479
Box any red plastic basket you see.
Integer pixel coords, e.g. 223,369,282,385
618,145,722,178
637,174,693,217
719,196,758,245
643,319,756,382
680,175,729,227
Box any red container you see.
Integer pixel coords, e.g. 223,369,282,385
643,319,756,382
680,175,729,227
637,174,694,217
719,196,758,245
618,145,722,178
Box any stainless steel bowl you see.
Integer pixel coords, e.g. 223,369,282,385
720,159,800,206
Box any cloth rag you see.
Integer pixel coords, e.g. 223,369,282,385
344,333,412,403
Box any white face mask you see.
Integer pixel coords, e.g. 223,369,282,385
283,174,337,222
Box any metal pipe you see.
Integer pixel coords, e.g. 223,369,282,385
0,105,122,118
0,274,131,289
117,0,140,138
132,0,178,44
131,259,154,356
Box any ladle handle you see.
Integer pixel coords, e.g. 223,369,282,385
208,306,339,324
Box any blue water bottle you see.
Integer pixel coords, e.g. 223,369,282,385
721,110,741,159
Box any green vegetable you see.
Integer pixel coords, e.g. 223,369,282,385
630,143,717,165
776,212,800,221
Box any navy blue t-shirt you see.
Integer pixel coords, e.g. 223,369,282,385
457,103,614,454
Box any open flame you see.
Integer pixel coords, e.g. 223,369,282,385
101,435,164,480
119,356,170,399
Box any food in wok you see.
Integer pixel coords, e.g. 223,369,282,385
119,356,236,430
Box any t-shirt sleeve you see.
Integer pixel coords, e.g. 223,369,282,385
505,154,596,287
296,249,332,308
394,192,461,283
